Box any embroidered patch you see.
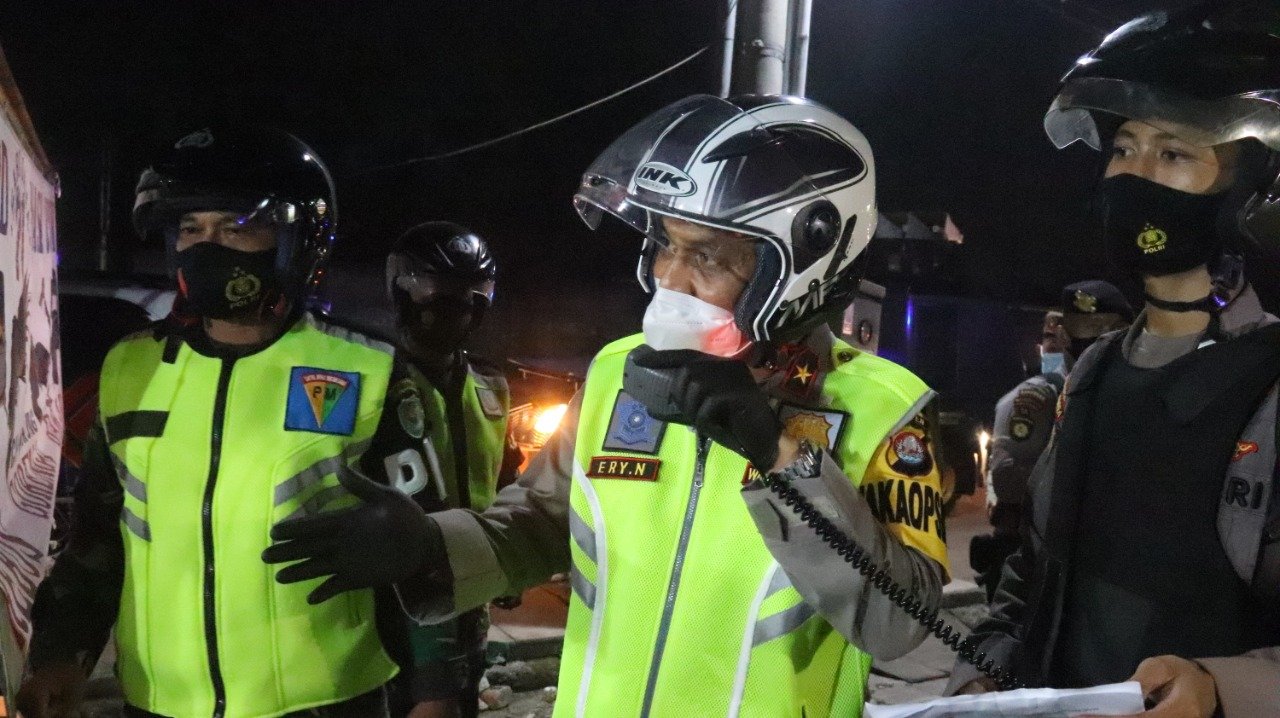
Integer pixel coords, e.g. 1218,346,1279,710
778,404,849,452
887,430,933,477
285,367,361,435
602,391,666,455
398,394,426,439
777,343,822,402
1231,441,1259,463
1010,416,1033,441
475,387,505,419
586,455,660,481
742,464,764,486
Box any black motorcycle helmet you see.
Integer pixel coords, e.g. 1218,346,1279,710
1044,2,1280,250
133,125,337,315
386,221,496,354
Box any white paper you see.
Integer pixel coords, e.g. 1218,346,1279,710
865,681,1145,718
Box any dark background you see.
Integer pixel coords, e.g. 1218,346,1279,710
3,0,1276,369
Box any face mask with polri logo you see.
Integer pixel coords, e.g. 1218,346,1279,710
641,286,749,357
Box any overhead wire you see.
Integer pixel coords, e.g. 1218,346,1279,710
350,1,739,177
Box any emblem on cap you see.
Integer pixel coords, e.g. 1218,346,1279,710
1137,224,1167,255
1073,290,1098,313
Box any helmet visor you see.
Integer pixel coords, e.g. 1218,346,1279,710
1046,77,1280,151
573,94,844,237
386,253,496,305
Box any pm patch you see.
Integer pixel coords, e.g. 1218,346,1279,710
602,391,666,455
587,456,660,481
285,367,361,435
778,404,849,452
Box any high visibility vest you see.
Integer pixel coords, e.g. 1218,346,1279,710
402,361,509,511
98,314,399,718
561,334,930,717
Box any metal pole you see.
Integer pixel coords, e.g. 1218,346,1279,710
788,0,813,97
720,0,738,97
730,0,790,96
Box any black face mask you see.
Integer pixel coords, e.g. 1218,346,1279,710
397,296,476,360
1097,173,1227,277
175,242,279,319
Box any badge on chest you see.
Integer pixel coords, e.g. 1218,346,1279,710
285,367,361,435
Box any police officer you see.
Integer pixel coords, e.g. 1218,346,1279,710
971,281,1131,600
950,6,1280,715
383,222,519,718
267,95,951,717
18,126,428,718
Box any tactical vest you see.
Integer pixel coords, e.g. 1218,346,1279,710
402,361,509,511
560,334,930,718
98,314,399,718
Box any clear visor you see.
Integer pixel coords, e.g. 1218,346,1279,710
1045,77,1280,151
386,254,495,305
573,94,828,237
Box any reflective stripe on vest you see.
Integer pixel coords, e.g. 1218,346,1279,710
558,333,928,718
98,315,399,718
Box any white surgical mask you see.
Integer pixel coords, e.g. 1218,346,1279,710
1040,351,1066,377
641,286,749,357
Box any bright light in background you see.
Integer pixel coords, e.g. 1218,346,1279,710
534,403,569,438
977,429,990,478
905,296,915,338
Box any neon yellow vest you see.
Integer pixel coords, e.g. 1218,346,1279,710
406,361,509,511
98,314,399,718
561,334,929,718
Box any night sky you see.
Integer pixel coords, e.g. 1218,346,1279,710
3,0,1276,362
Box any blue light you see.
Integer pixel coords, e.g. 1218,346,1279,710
905,296,915,339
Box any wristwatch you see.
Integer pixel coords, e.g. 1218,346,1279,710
768,438,822,483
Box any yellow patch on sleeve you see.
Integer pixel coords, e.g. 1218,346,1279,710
857,421,951,577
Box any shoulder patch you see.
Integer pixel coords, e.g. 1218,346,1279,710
886,429,933,477
778,404,849,453
603,390,666,455
285,367,362,435
475,386,506,419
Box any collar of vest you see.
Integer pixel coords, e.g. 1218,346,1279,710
1066,324,1280,426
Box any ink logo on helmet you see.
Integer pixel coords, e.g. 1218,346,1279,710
175,129,215,149
1137,224,1168,254
634,162,697,197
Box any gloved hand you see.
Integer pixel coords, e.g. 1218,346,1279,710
15,661,88,718
262,469,445,604
623,345,782,471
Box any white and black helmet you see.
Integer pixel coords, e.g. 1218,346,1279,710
573,94,876,343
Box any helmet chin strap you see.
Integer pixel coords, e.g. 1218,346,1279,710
1141,292,1225,314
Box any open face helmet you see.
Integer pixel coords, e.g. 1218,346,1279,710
573,94,876,343
133,125,337,312
1044,3,1280,248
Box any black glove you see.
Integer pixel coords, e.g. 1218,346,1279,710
623,345,782,471
262,469,445,604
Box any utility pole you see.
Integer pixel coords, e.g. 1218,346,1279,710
787,0,813,96
723,0,815,97
729,0,790,96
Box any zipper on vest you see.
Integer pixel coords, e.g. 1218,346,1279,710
202,358,235,718
639,433,710,717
